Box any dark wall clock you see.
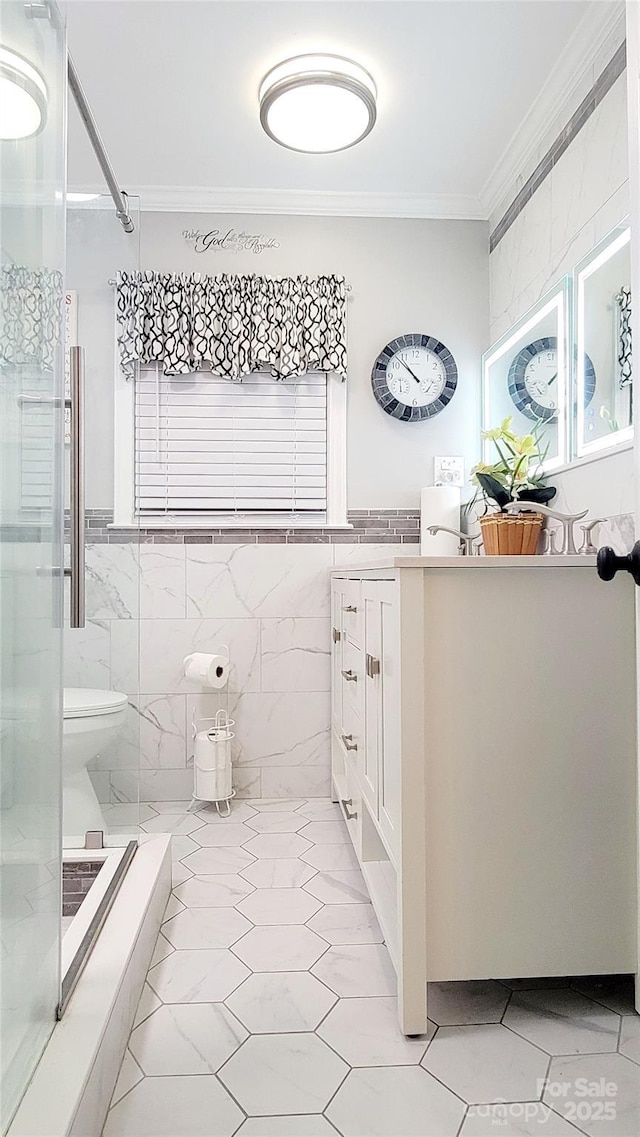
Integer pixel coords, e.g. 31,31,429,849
508,336,596,423
371,334,458,421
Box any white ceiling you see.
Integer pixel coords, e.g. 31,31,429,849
66,0,622,218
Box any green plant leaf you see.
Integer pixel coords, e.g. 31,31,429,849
476,472,512,509
517,485,557,504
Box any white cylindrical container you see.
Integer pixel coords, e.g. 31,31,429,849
193,711,234,803
420,486,461,555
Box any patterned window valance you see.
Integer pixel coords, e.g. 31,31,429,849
115,271,348,382
0,265,63,372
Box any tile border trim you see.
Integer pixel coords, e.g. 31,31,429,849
489,41,627,253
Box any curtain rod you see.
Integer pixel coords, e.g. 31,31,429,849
107,276,352,290
68,54,135,235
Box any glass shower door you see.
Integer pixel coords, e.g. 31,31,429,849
0,1,66,1130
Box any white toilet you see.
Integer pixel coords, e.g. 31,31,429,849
62,689,128,837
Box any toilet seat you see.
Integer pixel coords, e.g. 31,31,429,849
63,688,128,720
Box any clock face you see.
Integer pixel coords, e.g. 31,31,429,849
508,336,596,422
372,334,457,421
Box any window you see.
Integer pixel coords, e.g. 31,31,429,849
115,361,347,528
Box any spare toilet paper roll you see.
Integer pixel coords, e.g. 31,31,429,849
183,652,230,689
420,486,462,556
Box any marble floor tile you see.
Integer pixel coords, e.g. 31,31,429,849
427,979,510,1026
307,902,383,945
171,860,193,888
109,1050,142,1108
461,1102,581,1136
133,982,162,1029
542,1052,640,1137
181,846,256,876
295,800,344,822
161,893,185,922
326,1065,466,1137
300,842,360,871
235,1118,337,1136
218,1032,348,1116
103,1074,243,1137
142,799,192,815
242,833,313,859
248,798,308,812
171,834,199,862
191,821,258,847
129,1003,247,1075
141,813,204,836
303,868,369,904
225,971,337,1033
318,996,429,1066
239,857,317,888
619,1015,640,1064
422,1023,549,1104
236,887,322,926
298,820,349,845
195,801,258,824
231,925,329,972
148,948,250,1003
162,907,252,949
243,811,308,834
149,933,174,968
311,944,396,997
504,988,621,1055
571,974,636,1016
173,873,255,907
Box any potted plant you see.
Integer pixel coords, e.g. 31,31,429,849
470,417,556,555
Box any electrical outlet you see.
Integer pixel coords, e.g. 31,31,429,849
434,456,464,486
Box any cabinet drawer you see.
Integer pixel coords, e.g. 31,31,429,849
340,637,362,710
340,582,362,646
340,699,362,772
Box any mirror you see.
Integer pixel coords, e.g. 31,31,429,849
576,225,632,457
482,278,569,472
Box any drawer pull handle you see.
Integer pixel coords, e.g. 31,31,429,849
366,654,380,678
341,669,357,682
343,604,358,613
341,798,358,821
341,733,358,752
332,627,342,643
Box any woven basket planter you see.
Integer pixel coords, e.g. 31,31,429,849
479,512,543,556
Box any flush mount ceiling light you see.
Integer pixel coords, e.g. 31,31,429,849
259,53,376,153
0,45,47,140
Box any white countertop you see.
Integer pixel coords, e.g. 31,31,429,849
332,554,598,572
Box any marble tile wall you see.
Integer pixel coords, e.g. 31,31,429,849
64,541,405,803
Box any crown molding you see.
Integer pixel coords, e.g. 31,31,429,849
68,183,487,221
480,0,626,222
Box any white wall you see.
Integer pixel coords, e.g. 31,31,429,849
68,210,488,511
489,74,633,517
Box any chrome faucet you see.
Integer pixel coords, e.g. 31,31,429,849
425,525,481,556
503,502,588,555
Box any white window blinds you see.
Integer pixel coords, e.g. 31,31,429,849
134,366,328,519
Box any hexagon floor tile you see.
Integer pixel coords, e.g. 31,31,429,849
571,973,637,1016
141,813,205,836
181,846,256,875
148,948,250,1003
300,842,360,871
226,971,337,1032
231,924,329,971
298,820,349,844
620,1015,640,1064
219,1032,348,1116
103,1074,243,1137
426,979,510,1025
504,987,621,1055
311,943,396,997
307,902,383,945
422,1023,549,1104
242,832,312,859
318,995,429,1066
326,1065,466,1137
543,1052,640,1137
196,802,258,824
162,906,252,949
303,868,369,904
236,1117,337,1136
245,811,308,834
236,887,321,925
191,821,258,847
295,801,344,822
239,856,317,889
461,1103,580,1136
129,1003,247,1075
173,873,255,907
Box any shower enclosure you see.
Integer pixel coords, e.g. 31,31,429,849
0,4,141,1130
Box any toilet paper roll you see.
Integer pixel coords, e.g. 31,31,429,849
420,486,462,556
184,652,230,689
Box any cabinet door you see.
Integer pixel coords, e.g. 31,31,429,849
362,582,382,812
331,581,345,733
378,584,400,851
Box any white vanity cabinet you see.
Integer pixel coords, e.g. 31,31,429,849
330,557,637,1036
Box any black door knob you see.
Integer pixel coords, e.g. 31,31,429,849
597,541,640,586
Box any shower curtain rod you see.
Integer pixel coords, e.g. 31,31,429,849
68,54,135,235
107,277,352,290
